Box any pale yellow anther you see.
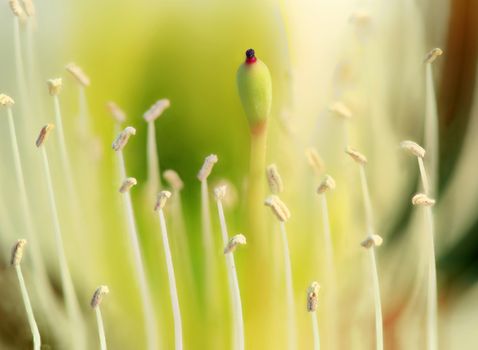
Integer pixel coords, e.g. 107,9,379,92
119,177,137,193
317,174,336,194
360,234,383,249
197,154,218,181
305,148,325,175
346,148,367,165
11,239,27,266
266,164,283,194
9,0,26,19
264,195,291,222
0,94,15,107
329,101,352,119
213,179,238,209
35,124,55,147
21,0,35,17
143,99,170,122
306,281,320,312
424,48,443,64
112,126,136,151
106,102,126,123
154,191,172,211
400,140,426,158
47,78,63,96
90,285,109,308
214,185,227,201
65,63,90,87
412,193,436,207
223,234,247,254
163,170,184,191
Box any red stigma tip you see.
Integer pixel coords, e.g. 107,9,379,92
245,48,257,64
246,56,257,64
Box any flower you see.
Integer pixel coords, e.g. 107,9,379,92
0,1,477,349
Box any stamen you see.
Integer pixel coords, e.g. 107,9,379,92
112,126,136,151
21,0,35,17
329,101,352,119
424,48,443,64
0,94,15,107
119,178,137,193
305,147,325,175
412,193,436,207
8,0,26,19
106,101,126,124
156,192,183,350
35,124,55,147
197,154,218,182
266,164,283,194
154,190,172,211
11,238,42,349
47,78,63,96
214,185,227,201
213,181,238,211
223,234,247,254
400,140,426,158
345,147,367,165
143,99,170,122
65,63,91,87
360,234,383,249
163,170,184,191
90,286,110,309
317,174,336,194
11,239,27,266
306,281,320,312
215,192,245,349
264,195,291,222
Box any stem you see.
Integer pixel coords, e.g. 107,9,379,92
53,95,74,187
320,194,335,274
0,183,15,241
7,108,45,276
201,179,216,304
279,222,296,350
53,95,82,227
40,147,84,350
171,192,189,259
116,152,159,350
15,265,41,350
201,180,214,254
25,20,35,90
158,209,183,350
311,312,320,350
319,194,337,349
425,207,438,350
78,86,90,136
170,191,195,290
342,120,350,149
369,248,384,350
358,165,383,350
417,157,431,196
147,121,161,194
216,200,245,350
247,129,268,240
417,153,438,350
424,63,439,195
95,307,107,350
13,17,28,113
359,166,374,235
